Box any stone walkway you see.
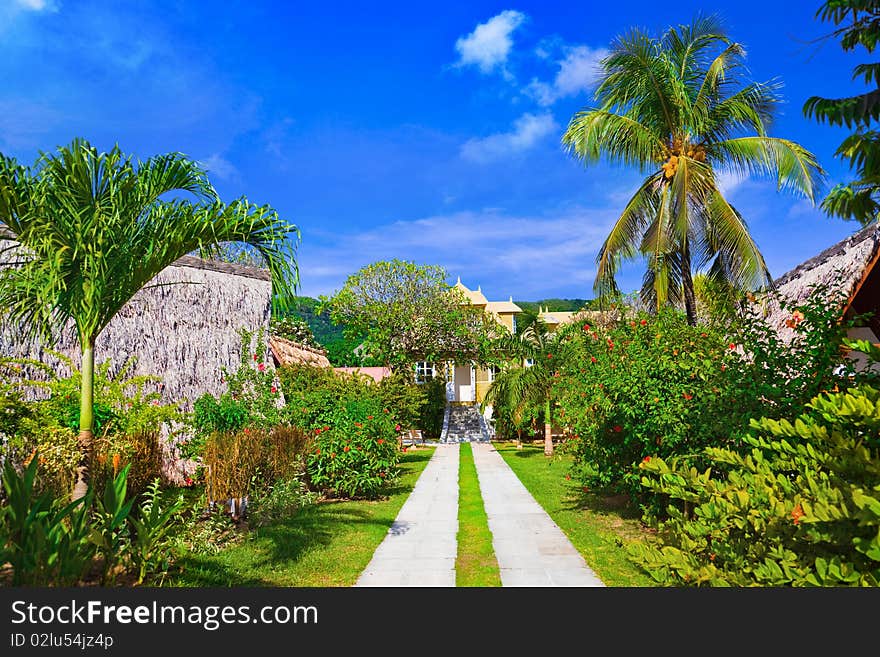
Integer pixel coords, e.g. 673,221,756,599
354,443,460,586
355,441,605,587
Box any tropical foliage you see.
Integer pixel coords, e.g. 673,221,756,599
0,138,299,498
562,16,825,323
804,0,880,225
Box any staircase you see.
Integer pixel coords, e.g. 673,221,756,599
440,404,490,443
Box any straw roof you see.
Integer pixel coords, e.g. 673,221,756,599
761,223,880,342
268,336,331,368
0,234,274,410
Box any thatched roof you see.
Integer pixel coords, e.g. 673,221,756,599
0,235,274,410
268,336,331,368
762,222,880,342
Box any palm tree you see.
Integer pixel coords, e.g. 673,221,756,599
480,364,531,450
0,139,299,499
483,318,559,456
562,15,825,324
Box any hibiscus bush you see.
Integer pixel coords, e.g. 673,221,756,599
554,285,860,512
554,310,735,505
279,364,404,498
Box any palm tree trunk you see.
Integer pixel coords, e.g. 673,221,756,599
543,398,553,456
72,340,95,501
681,238,697,326
516,428,522,450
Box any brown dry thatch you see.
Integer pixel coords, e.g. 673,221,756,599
268,335,331,368
760,223,880,343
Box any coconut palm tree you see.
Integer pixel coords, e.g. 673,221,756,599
480,364,531,450
0,138,299,499
562,15,825,324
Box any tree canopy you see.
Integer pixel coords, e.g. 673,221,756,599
324,259,502,368
804,0,880,225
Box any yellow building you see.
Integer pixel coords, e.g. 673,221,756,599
414,277,522,406
536,305,602,333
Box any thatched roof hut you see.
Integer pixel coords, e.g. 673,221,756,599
0,232,274,411
761,222,880,346
268,336,331,368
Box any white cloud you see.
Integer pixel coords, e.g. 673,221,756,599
526,45,608,106
200,154,239,182
454,10,526,76
295,206,617,299
14,0,58,11
460,112,558,164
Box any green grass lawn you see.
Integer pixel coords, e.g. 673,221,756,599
495,441,656,587
165,446,435,587
455,442,501,587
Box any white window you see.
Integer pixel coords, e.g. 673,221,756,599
415,361,435,383
525,358,534,368
512,315,517,334
487,365,501,382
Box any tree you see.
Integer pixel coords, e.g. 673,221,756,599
562,15,825,324
804,1,880,225
325,259,499,368
484,319,560,456
0,138,299,500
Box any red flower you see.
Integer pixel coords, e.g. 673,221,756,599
721,364,727,371
243,427,250,435
185,477,193,486
582,486,589,492
343,445,350,452
379,472,386,478
613,425,622,433
314,428,322,435
377,439,384,445
729,343,736,350
630,321,636,328
590,356,597,363
367,415,374,420
323,425,330,431
271,385,278,393
700,332,708,338
683,392,693,401
253,354,258,361
383,408,389,413
330,452,336,459
315,448,321,455
582,323,591,331
565,474,571,480
546,353,553,359
402,447,407,452
395,424,401,431
792,504,804,525
258,362,266,372
643,456,651,463
355,422,363,428
640,319,647,326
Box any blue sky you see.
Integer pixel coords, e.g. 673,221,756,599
0,0,869,301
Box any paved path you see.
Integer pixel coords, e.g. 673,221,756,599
354,443,459,586
355,441,605,587
471,442,604,587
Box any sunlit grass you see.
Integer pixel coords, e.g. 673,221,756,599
455,442,501,587
165,446,436,587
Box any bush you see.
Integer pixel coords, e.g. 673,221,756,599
247,475,317,528
202,425,312,504
306,413,401,499
554,309,735,504
554,286,861,509
629,381,880,586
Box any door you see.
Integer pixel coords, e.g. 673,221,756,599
454,364,473,402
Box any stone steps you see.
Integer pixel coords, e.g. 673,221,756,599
441,404,490,443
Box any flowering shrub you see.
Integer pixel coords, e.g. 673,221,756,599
306,411,401,499
554,309,735,505
553,286,862,510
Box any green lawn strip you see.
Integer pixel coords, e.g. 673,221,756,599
455,442,502,587
165,446,436,587
496,442,656,587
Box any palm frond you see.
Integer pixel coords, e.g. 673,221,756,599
562,109,664,169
